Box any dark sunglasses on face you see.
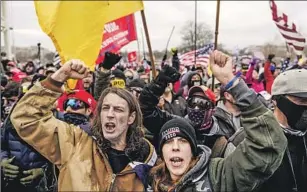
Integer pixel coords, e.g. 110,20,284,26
64,99,87,111
188,96,214,110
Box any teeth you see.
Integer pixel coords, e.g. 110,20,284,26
171,157,183,162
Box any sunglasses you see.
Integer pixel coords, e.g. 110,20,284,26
64,99,87,111
187,96,214,110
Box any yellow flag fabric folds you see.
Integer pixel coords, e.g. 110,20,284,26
34,1,143,71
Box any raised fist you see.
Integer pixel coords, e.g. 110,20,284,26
156,65,180,83
100,52,122,70
209,50,235,85
51,59,89,83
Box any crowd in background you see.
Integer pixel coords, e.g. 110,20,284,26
1,48,306,192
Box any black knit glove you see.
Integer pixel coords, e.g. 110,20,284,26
156,65,180,83
100,52,122,70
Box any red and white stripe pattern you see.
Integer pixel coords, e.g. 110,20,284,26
179,44,214,67
179,50,209,66
270,0,306,54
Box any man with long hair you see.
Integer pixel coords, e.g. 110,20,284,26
10,59,157,191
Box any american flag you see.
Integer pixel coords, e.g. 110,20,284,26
270,0,306,55
179,43,214,66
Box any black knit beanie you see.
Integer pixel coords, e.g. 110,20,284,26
111,69,126,84
159,118,197,157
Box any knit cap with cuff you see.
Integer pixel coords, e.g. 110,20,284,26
159,118,197,157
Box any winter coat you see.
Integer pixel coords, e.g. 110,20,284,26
245,64,264,93
1,117,49,171
256,129,307,192
10,81,158,192
147,145,212,192
162,92,187,117
264,60,275,94
140,79,287,191
94,71,112,100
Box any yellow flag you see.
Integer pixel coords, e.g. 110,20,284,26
35,1,144,88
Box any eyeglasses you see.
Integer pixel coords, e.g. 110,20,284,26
64,99,87,111
187,96,214,110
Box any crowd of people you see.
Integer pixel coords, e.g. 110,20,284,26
1,49,306,192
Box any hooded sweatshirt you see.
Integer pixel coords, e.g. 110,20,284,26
148,145,212,192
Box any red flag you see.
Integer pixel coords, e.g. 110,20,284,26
269,0,306,54
96,14,137,64
128,51,137,62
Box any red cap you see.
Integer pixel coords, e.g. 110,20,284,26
64,90,97,112
188,85,216,103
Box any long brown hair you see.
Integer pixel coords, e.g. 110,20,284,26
150,158,198,191
92,87,146,161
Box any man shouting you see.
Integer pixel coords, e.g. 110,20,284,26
10,59,157,191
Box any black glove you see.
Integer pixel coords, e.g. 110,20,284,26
156,65,180,83
100,52,122,70
268,54,275,61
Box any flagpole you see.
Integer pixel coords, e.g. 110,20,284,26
133,14,141,62
141,10,157,78
194,0,197,66
211,0,221,91
164,26,175,56
140,28,146,59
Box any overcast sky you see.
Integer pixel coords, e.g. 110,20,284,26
2,1,307,53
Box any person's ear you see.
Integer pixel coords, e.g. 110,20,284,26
128,111,136,125
85,108,92,116
224,92,235,103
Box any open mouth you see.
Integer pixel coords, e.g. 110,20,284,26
105,122,116,132
170,157,184,167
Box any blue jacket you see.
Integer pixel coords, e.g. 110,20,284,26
1,117,49,170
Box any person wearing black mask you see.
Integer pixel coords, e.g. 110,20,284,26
258,69,307,192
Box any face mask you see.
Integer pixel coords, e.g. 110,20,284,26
63,112,89,126
295,110,307,131
187,108,215,131
188,108,204,127
192,80,200,86
276,96,307,131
